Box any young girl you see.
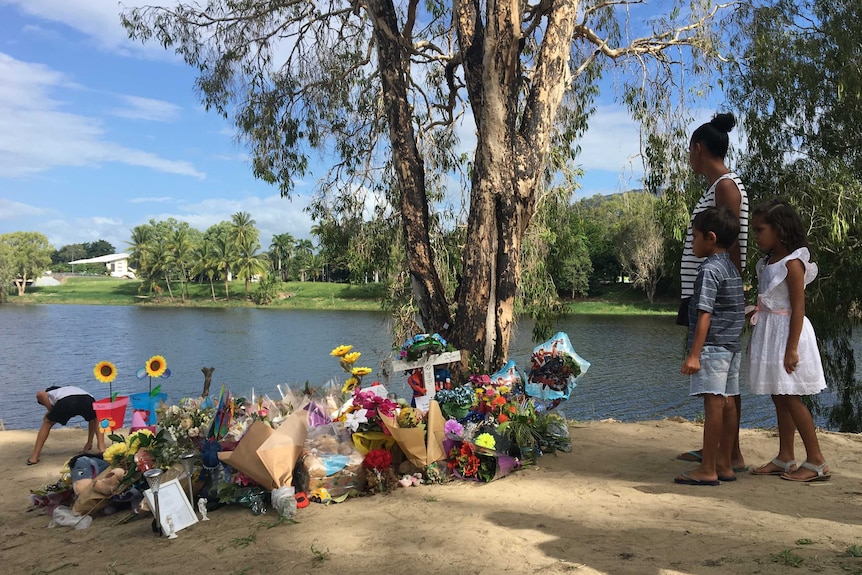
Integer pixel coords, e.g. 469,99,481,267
747,200,830,482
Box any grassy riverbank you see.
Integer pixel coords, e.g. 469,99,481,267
9,276,677,314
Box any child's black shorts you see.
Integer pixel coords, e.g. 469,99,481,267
48,395,97,425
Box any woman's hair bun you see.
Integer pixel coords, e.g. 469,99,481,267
709,112,736,133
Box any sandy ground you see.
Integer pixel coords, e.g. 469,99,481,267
3,419,862,575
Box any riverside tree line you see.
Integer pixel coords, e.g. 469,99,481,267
0,189,661,304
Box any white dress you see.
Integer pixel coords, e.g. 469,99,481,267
747,247,827,395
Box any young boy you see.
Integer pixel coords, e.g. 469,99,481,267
675,206,745,486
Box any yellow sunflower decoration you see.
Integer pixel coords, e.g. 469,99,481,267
330,345,353,357
145,355,167,378
93,361,117,383
342,352,361,365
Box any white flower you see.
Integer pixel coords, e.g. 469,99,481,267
343,409,369,432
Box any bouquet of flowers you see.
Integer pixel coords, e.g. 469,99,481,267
158,397,215,450
102,428,182,496
447,440,520,483
434,385,475,420
362,448,397,493
496,398,572,463
339,387,398,434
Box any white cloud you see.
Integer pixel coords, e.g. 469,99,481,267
0,53,204,179
0,198,46,220
128,196,174,204
2,0,169,57
108,95,181,122
578,106,643,174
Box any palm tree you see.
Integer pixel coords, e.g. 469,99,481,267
230,211,259,251
191,240,220,301
212,234,237,301
167,228,195,302
235,241,270,296
269,232,295,281
308,254,325,282
294,239,314,282
127,225,153,293
147,239,174,301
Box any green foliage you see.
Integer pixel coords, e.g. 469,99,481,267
770,549,803,568
613,192,665,303
253,274,281,305
727,0,862,430
0,231,53,296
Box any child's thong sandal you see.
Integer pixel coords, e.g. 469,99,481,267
750,458,796,476
781,461,831,482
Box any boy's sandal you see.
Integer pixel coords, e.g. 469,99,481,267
750,458,796,476
781,461,831,482
26,458,39,466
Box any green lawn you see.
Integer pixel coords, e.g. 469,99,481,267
563,283,677,315
12,276,387,311
10,275,676,314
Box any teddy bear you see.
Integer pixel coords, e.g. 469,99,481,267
73,468,126,496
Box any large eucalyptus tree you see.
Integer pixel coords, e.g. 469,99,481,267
123,0,734,368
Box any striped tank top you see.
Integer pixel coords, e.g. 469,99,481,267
680,172,749,298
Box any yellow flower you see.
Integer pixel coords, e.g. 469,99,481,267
127,428,153,452
342,352,361,364
103,442,128,465
351,366,372,377
330,345,353,357
145,355,167,378
342,377,359,394
474,433,496,450
93,361,117,384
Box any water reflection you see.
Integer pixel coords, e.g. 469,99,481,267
0,304,837,430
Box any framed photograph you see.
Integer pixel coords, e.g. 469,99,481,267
144,478,198,533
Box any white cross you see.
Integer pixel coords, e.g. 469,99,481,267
392,350,461,407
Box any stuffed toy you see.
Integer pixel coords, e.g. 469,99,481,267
70,455,109,496
93,468,126,495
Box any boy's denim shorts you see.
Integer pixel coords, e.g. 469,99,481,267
689,345,741,397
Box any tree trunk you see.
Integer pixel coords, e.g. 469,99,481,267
164,274,174,301
450,0,578,368
367,0,452,337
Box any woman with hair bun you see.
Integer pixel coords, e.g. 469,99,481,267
675,112,749,471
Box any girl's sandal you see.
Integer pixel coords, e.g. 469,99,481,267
781,461,831,482
750,458,796,476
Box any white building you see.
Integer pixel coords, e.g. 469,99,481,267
69,253,136,279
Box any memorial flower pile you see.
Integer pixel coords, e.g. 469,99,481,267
30,332,588,531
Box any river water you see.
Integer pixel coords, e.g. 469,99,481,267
0,304,836,430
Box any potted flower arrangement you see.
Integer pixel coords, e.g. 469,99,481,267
130,355,170,429
92,360,128,434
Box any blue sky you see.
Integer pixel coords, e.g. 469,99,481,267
0,0,657,254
